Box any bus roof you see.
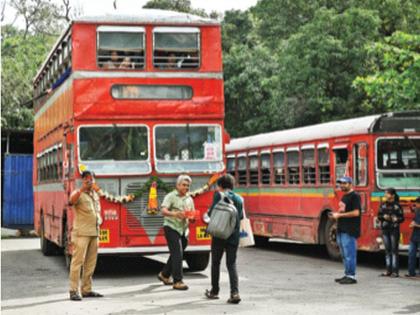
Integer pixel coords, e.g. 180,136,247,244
73,9,219,25
226,114,383,152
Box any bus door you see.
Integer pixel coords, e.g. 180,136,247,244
332,144,351,206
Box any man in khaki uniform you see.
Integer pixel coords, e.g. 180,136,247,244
69,170,133,301
69,170,101,301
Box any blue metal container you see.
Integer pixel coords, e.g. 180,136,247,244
2,154,34,227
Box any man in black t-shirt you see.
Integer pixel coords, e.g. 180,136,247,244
330,176,361,285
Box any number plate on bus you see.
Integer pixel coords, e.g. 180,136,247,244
196,226,211,240
99,229,110,243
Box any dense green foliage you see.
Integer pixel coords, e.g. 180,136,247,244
1,0,419,135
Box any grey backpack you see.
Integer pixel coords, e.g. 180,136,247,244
207,192,238,240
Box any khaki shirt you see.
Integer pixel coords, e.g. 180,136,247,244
71,190,100,237
162,190,195,236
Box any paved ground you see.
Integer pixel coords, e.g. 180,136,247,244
1,238,419,315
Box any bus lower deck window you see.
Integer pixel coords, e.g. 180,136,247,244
318,147,330,184
227,157,236,178
302,149,315,184
287,151,300,185
273,151,285,184
249,156,259,185
237,157,247,186
260,153,271,184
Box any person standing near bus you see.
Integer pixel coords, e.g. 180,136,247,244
68,171,104,301
158,175,194,290
378,188,404,277
204,174,243,304
330,176,361,285
68,170,133,301
406,197,420,278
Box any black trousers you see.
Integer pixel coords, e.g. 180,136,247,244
162,226,188,283
211,237,239,295
382,229,400,273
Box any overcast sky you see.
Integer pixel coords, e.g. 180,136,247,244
3,0,259,26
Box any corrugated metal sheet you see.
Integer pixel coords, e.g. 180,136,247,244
2,154,34,227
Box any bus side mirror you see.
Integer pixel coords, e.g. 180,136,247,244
224,130,231,144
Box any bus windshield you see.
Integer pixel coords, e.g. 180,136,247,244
154,124,223,173
376,138,420,189
78,126,150,175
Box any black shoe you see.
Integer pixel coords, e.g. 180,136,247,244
227,293,241,304
82,291,104,298
69,291,82,301
205,289,219,300
339,277,357,285
334,276,346,283
404,273,416,278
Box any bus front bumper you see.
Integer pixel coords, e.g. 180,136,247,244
98,245,210,255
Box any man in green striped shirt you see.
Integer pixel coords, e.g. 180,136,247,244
158,175,195,290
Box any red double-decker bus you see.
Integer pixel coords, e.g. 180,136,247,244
33,10,227,270
226,112,420,259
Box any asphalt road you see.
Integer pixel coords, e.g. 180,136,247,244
1,238,419,315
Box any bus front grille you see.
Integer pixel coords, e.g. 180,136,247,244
124,183,174,235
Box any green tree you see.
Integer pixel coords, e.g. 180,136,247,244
1,25,56,129
221,10,254,53
353,32,420,112
274,8,381,127
142,0,208,17
223,44,281,136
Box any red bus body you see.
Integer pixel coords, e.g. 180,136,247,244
33,11,225,268
226,113,420,258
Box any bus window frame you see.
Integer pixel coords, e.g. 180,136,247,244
260,149,272,186
301,144,316,186
153,123,224,174
375,136,420,189
152,27,201,71
227,154,236,180
273,148,286,186
317,143,331,186
248,151,259,187
96,26,146,71
353,142,368,187
237,153,247,187
286,147,300,185
77,124,152,175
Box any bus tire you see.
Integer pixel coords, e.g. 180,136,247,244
324,219,341,260
254,236,269,247
40,213,59,256
63,221,72,270
185,252,210,271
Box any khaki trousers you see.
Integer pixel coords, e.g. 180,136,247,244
69,235,98,294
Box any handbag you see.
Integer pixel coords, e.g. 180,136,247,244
239,207,255,247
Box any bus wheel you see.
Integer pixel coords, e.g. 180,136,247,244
40,213,59,256
324,219,341,260
185,252,210,271
63,222,72,270
254,236,269,247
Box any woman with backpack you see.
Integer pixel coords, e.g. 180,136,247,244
378,188,404,277
204,174,243,304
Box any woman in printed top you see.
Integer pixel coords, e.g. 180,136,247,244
378,188,404,277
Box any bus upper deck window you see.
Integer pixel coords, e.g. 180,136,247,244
153,27,200,69
97,26,145,70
